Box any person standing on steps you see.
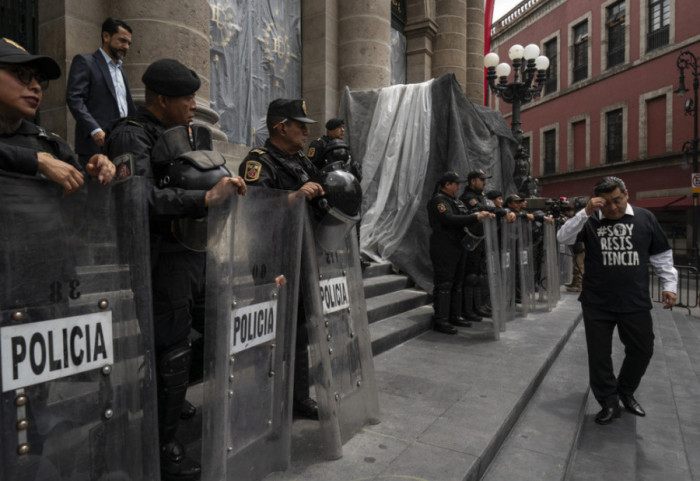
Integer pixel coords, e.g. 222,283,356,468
557,176,677,425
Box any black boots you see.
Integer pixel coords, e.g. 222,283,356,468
433,288,458,334
293,346,319,419
161,441,202,481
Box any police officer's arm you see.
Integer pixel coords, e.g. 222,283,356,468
205,176,247,206
298,181,324,200
107,126,208,219
0,142,85,194
84,153,115,185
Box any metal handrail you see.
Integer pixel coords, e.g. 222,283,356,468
649,264,699,314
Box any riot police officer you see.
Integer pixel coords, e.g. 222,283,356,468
106,58,246,481
0,37,114,191
459,169,493,321
307,117,345,169
428,171,494,334
239,98,325,419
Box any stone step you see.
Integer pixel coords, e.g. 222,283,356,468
361,261,394,279
363,274,413,299
369,305,433,357
365,288,430,324
566,305,698,481
481,322,589,481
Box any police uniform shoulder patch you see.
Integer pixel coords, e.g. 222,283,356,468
437,202,447,213
307,147,316,158
469,199,478,206
244,160,262,181
250,148,266,155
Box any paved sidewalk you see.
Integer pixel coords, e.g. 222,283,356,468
265,291,583,481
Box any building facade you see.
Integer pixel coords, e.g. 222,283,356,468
489,0,700,260
5,0,487,162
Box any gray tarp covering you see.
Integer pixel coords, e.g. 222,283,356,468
339,74,518,292
210,0,301,146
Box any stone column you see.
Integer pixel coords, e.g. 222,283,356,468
432,0,467,91
302,0,339,141
465,0,484,104
115,0,219,132
405,0,438,84
337,1,391,92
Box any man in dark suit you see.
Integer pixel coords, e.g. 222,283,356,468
66,18,135,166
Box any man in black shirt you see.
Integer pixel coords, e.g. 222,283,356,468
428,171,494,333
557,176,677,425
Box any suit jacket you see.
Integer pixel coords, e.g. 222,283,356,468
66,49,136,158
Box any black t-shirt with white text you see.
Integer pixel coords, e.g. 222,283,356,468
577,206,670,312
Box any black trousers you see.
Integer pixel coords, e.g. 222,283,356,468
582,304,654,407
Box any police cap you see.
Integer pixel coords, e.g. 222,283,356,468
438,171,467,185
467,169,492,181
325,118,344,130
0,37,61,80
505,194,525,205
267,98,316,123
485,190,502,200
142,59,200,97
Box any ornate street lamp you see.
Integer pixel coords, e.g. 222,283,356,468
675,49,699,268
484,44,549,197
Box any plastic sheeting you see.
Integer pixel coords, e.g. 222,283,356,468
391,28,407,85
210,0,301,146
339,74,518,293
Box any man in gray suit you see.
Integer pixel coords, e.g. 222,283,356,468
66,18,135,167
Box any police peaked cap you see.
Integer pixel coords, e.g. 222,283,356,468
505,194,525,205
325,118,344,130
142,59,200,97
438,171,467,185
0,37,61,80
467,169,492,181
267,98,316,123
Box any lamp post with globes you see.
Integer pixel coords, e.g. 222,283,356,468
484,44,550,197
674,49,699,268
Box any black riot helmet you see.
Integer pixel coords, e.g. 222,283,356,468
322,139,351,167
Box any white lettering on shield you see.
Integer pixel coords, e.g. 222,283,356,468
319,276,350,314
1,312,113,392
231,300,277,354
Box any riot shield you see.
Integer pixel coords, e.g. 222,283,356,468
541,223,560,310
482,217,503,338
300,209,380,460
0,174,158,481
517,218,536,316
201,187,305,481
500,218,517,322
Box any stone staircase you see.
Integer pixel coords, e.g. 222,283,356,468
362,262,433,356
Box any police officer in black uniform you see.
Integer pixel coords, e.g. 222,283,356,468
0,37,114,192
459,169,493,321
428,171,494,334
106,58,246,481
240,98,325,419
307,117,344,169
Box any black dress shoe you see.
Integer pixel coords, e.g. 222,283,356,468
180,399,197,420
293,397,319,419
449,316,472,328
594,404,621,425
161,440,201,481
474,306,492,318
620,393,646,417
433,320,458,334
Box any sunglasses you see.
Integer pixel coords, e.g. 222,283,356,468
0,66,49,90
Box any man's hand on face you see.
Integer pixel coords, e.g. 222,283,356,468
585,197,606,216
37,152,85,195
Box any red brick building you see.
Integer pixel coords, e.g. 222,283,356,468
489,0,700,260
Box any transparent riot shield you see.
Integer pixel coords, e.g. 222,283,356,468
517,218,536,316
300,209,380,460
202,187,305,481
0,174,158,481
560,243,573,288
542,223,560,310
482,217,504,338
500,218,517,322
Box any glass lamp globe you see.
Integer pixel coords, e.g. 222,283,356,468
508,44,524,60
535,56,550,71
523,44,540,60
495,63,511,78
484,52,500,68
